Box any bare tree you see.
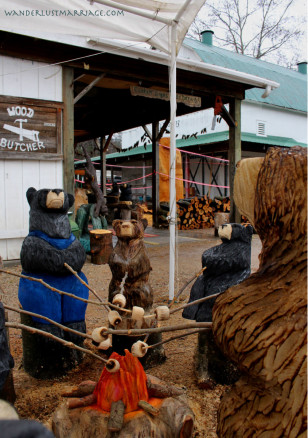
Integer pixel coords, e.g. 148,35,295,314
187,0,306,66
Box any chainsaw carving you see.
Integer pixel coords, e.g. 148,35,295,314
212,147,307,437
108,219,165,367
18,188,89,378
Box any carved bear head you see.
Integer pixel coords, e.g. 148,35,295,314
112,219,148,240
26,187,74,214
218,223,253,244
26,187,74,238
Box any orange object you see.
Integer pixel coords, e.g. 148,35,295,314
93,350,149,413
159,137,184,203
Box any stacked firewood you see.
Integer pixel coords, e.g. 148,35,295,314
177,196,230,230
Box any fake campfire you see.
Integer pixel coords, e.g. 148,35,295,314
52,349,194,437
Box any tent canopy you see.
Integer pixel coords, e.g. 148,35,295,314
0,0,205,53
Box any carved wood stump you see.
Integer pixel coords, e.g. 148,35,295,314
90,229,113,265
212,147,307,437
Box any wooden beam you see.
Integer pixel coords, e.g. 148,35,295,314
157,118,170,142
228,98,242,223
62,67,75,199
73,74,105,104
152,121,160,227
142,125,152,142
103,131,114,152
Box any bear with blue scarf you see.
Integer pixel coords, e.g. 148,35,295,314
18,187,89,379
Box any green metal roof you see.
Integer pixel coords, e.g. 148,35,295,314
184,38,307,113
101,132,306,161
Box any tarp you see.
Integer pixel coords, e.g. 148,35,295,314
159,137,184,202
0,0,205,54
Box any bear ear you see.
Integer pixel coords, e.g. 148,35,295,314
245,224,254,235
141,218,148,231
67,193,74,208
112,219,121,229
26,187,36,205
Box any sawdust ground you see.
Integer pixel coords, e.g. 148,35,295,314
1,232,262,437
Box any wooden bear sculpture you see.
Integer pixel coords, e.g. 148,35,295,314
108,219,165,367
212,146,307,437
108,219,153,310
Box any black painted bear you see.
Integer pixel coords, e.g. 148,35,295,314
119,184,133,202
183,223,253,388
18,188,89,379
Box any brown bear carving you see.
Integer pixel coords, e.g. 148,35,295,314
108,219,165,367
212,146,307,437
108,219,153,310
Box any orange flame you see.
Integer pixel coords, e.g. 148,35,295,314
93,349,149,413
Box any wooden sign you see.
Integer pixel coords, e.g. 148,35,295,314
0,96,62,159
130,86,201,108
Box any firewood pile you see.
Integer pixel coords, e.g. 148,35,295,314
177,196,231,230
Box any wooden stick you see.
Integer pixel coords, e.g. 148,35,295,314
0,269,129,315
169,293,220,315
106,322,212,337
3,305,92,340
0,269,102,307
148,328,209,349
168,266,207,308
64,263,132,315
5,322,107,363
64,263,109,311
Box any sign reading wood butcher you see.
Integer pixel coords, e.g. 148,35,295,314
0,96,62,158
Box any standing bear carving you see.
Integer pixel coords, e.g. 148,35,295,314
212,147,307,437
108,219,153,311
108,219,165,367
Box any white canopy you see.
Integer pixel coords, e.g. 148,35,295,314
0,0,205,54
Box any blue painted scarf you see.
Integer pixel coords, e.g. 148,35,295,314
28,230,75,250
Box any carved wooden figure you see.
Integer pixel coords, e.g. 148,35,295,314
108,219,165,366
212,147,307,437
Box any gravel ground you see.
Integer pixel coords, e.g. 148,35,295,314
0,228,262,437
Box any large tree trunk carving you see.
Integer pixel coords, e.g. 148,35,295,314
212,146,307,437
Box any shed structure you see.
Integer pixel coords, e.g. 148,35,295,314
0,25,278,260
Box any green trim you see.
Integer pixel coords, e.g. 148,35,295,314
75,132,307,164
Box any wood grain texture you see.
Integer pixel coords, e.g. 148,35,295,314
212,146,307,437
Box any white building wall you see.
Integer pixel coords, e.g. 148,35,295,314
242,101,307,143
0,55,63,260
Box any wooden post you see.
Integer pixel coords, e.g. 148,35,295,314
62,67,75,198
229,98,242,223
100,137,107,197
152,121,160,227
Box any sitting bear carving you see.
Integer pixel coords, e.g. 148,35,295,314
183,223,253,388
108,219,153,310
18,187,89,379
108,219,165,367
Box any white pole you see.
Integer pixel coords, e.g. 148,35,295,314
169,21,177,303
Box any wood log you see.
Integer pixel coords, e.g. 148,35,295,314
146,374,184,398
108,401,125,432
90,229,113,265
212,147,307,437
138,400,159,416
67,394,97,410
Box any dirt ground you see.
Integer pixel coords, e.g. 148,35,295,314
0,228,262,437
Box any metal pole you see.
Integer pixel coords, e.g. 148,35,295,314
169,22,177,302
